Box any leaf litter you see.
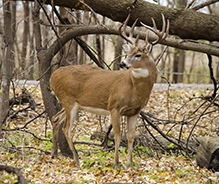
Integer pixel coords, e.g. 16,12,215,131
0,86,219,183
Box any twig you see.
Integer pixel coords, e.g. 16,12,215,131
185,0,196,9
52,6,110,70
140,111,192,154
141,118,167,153
192,0,219,10
0,144,50,155
20,129,52,142
155,46,168,66
2,110,45,131
36,0,59,39
207,54,218,98
186,94,219,154
73,140,102,146
78,0,100,24
8,105,30,119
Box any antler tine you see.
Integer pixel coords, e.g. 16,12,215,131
140,14,169,45
145,30,152,52
142,29,152,52
160,14,169,40
119,14,133,45
129,18,138,38
119,14,139,45
163,18,170,40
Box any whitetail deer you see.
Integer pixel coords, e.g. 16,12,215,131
50,14,169,167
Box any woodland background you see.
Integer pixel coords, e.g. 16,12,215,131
1,0,219,183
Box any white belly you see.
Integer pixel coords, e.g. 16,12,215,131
80,105,110,116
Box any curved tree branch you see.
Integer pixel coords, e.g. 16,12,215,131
47,25,219,58
0,165,27,184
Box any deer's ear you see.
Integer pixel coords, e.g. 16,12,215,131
122,44,131,53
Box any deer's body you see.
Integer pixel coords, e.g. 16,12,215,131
50,14,169,167
51,60,156,166
51,63,155,117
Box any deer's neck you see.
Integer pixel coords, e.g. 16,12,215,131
130,64,156,98
131,68,149,78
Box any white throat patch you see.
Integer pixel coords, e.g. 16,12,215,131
132,68,149,78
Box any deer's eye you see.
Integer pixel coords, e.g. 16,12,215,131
135,54,141,58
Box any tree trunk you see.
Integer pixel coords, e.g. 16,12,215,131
96,34,102,64
173,48,185,83
28,3,35,80
177,49,185,83
172,0,187,83
78,11,89,65
113,36,123,70
21,2,29,79
0,0,13,137
11,1,16,75
0,22,3,81
29,31,35,80
33,1,73,157
172,49,179,83
37,0,219,41
33,1,59,120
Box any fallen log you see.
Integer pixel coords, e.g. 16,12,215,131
196,137,219,172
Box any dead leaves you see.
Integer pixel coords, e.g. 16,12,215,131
1,87,219,183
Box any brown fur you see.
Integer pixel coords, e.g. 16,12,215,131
50,51,156,168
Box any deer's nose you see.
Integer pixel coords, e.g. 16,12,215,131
119,62,129,69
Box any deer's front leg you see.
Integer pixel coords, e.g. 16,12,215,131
111,109,121,168
127,114,138,167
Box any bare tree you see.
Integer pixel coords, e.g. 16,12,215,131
21,1,30,79
113,36,123,70
29,3,35,80
0,0,13,137
11,1,16,75
172,0,187,83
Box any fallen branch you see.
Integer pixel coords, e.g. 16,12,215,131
2,110,45,131
0,165,27,184
0,144,51,155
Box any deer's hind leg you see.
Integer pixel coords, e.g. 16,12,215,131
62,102,80,165
51,108,66,158
111,109,121,168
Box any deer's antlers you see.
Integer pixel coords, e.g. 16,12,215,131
119,14,169,51
119,14,139,46
141,14,169,45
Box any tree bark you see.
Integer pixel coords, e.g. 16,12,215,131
21,1,30,79
172,0,187,83
33,0,60,120
113,36,123,70
29,4,35,80
35,0,219,41
33,1,72,157
177,49,185,83
0,0,13,138
11,1,16,75
173,49,179,83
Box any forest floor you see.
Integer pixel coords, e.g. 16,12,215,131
1,83,219,183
